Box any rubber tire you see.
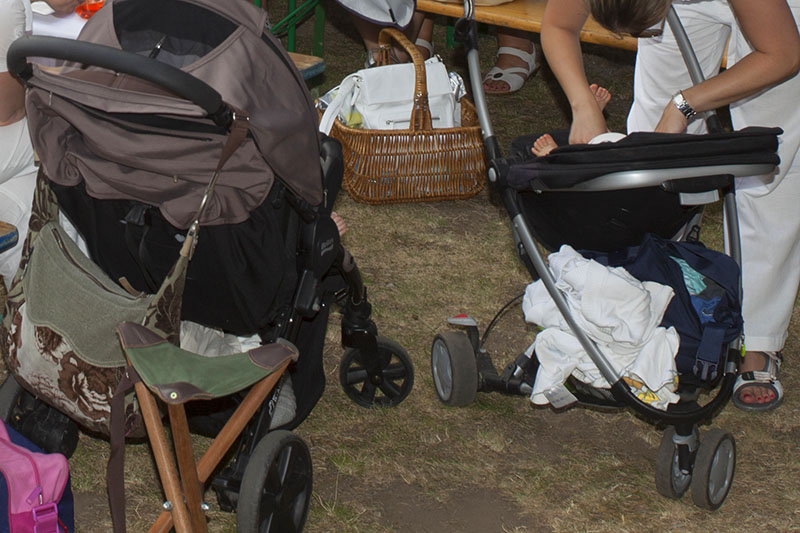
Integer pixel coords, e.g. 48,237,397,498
655,427,692,499
690,429,736,510
339,336,414,408
237,430,313,533
430,331,478,407
0,374,23,422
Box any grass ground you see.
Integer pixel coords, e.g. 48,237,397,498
2,1,799,531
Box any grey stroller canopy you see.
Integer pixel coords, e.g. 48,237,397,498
23,0,323,229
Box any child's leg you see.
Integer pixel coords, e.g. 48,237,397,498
531,84,612,156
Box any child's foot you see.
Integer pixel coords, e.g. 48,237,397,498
590,83,611,111
532,134,558,157
331,211,348,237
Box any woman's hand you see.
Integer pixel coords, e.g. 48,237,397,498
654,99,689,134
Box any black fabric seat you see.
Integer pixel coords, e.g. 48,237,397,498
508,126,781,191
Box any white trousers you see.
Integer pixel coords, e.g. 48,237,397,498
628,0,800,352
0,118,37,290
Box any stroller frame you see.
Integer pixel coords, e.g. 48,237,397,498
430,4,777,510
2,26,414,532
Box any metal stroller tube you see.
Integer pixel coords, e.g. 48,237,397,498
454,0,503,160
7,36,234,129
666,7,724,135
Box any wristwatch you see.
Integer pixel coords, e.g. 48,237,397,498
672,91,697,120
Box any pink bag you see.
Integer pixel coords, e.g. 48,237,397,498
0,419,69,533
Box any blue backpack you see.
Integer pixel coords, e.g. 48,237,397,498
583,233,742,382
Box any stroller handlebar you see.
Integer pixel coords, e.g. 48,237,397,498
7,36,233,129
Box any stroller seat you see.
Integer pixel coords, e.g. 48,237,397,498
499,127,781,252
507,126,780,191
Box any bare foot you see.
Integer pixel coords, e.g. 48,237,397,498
737,351,777,405
331,211,348,237
590,83,611,111
532,134,558,157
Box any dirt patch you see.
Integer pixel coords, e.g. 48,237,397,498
372,481,534,533
72,491,111,531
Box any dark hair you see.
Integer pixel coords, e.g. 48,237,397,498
585,0,671,36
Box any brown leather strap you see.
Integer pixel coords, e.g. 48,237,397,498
215,112,250,174
107,366,141,533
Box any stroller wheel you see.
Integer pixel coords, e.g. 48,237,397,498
430,331,478,407
339,336,414,408
237,430,312,533
690,429,736,510
655,427,693,499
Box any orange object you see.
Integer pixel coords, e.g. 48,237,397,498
75,0,104,19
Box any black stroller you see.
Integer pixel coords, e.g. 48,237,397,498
430,4,781,511
0,0,413,530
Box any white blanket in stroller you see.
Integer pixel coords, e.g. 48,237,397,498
522,246,681,409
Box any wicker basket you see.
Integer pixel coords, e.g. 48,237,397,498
325,28,486,204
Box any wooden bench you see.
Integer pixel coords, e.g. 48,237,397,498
288,51,326,80
416,0,638,51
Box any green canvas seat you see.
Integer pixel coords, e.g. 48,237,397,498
116,321,298,404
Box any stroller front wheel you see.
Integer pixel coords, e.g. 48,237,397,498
339,336,414,408
655,426,693,499
690,429,736,510
430,331,478,407
236,430,313,533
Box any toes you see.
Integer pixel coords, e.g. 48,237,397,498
740,385,776,404
483,79,511,93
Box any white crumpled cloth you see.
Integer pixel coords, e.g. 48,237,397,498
523,245,681,409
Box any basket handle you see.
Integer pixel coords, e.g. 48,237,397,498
377,28,433,131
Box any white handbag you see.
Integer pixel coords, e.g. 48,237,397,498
319,48,459,134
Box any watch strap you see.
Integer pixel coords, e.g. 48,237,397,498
672,91,697,120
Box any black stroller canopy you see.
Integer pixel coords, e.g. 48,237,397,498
508,127,781,192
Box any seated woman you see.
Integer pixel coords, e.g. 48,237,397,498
1,0,80,288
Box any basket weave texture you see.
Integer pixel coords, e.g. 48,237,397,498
325,28,486,204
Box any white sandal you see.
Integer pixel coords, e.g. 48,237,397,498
732,351,784,412
415,38,434,60
482,45,538,94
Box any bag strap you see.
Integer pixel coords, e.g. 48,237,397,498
318,75,359,135
106,366,141,533
377,28,433,131
694,323,726,381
